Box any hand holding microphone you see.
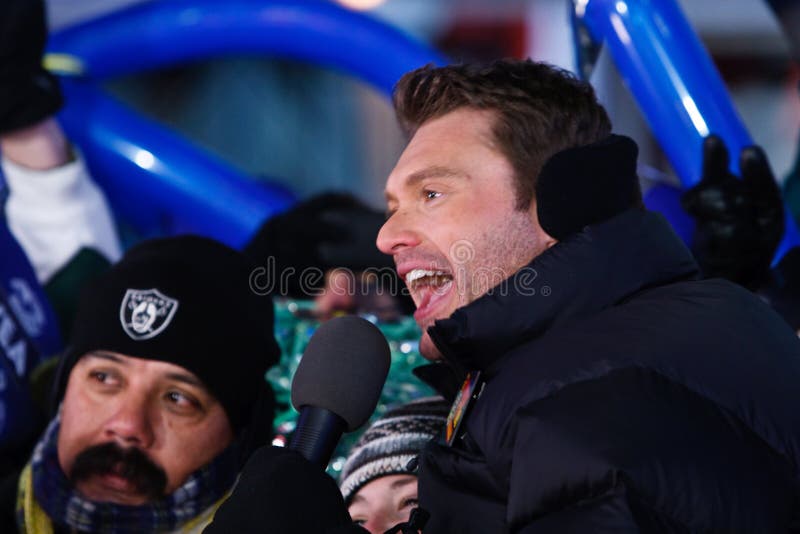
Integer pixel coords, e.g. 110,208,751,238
204,316,390,534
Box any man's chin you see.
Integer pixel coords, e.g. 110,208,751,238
414,300,458,362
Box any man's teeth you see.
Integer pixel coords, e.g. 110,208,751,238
405,269,451,284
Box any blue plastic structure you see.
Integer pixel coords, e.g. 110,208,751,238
576,0,799,261
48,0,445,248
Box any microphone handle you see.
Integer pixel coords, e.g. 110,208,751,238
288,406,347,468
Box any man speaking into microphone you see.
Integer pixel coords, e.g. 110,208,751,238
373,59,800,532
209,59,800,533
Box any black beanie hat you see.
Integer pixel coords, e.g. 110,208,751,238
535,134,643,241
55,235,280,434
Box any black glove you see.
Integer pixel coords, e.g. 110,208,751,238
384,508,431,533
0,0,63,134
681,134,784,289
203,446,364,534
244,193,394,298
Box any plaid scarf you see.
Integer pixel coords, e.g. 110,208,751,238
18,416,240,533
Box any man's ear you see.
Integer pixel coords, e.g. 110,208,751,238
528,198,559,251
534,135,642,240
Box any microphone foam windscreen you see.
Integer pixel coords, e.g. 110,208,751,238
291,315,390,431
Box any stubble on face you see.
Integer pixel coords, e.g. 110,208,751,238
418,207,546,360
452,209,544,307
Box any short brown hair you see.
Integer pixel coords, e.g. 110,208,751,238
393,59,612,209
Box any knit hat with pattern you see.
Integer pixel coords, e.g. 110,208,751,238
339,397,449,505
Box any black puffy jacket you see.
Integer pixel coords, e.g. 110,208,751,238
418,209,800,533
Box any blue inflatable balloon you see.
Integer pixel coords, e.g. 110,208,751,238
47,0,446,249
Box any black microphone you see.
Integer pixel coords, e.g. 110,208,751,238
289,315,390,468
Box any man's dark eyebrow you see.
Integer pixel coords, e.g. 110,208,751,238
85,351,206,390
166,372,205,389
405,166,468,187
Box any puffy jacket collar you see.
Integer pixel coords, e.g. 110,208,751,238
427,209,699,373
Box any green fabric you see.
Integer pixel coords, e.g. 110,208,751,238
25,357,57,417
42,247,111,342
267,299,433,476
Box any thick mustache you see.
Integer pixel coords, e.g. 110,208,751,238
69,442,168,501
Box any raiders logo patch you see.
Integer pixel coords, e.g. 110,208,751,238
119,288,179,340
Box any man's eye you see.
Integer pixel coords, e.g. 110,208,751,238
89,371,117,385
424,190,441,200
166,391,200,410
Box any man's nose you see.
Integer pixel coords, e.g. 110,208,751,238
376,210,421,255
103,396,155,449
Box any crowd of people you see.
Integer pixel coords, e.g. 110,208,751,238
2,0,800,533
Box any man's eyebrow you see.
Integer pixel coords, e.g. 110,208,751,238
406,166,468,187
350,493,366,506
85,352,206,390
384,165,469,203
166,372,205,389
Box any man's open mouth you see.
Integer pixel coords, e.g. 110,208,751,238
403,269,455,323
405,269,454,291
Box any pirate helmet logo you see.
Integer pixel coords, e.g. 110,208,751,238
119,288,179,340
